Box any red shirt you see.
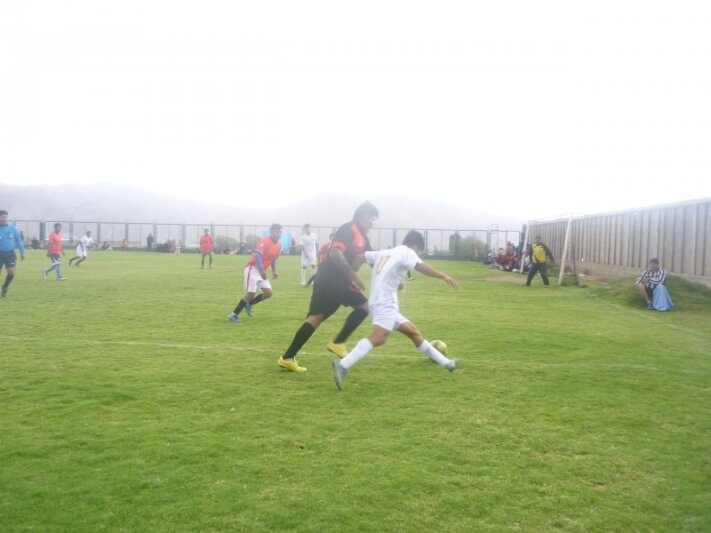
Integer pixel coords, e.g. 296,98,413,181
247,237,281,270
318,242,331,265
199,234,214,253
48,232,63,254
317,222,371,286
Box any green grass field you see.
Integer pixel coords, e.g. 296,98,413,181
2,250,710,531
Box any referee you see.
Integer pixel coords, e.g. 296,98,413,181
0,210,26,298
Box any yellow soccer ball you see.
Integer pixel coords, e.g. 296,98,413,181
431,340,447,355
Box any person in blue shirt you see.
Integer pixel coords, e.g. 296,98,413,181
0,210,26,297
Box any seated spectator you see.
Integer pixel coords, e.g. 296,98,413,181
636,258,673,311
121,238,128,250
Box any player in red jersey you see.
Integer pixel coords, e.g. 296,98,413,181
199,228,214,269
42,223,67,281
278,202,378,372
227,224,282,323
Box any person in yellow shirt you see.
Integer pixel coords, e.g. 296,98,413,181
526,235,554,287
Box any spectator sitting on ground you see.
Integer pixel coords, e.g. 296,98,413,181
636,258,673,311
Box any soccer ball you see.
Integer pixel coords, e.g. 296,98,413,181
431,339,447,355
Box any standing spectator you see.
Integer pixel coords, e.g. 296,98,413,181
0,209,26,297
200,228,214,269
227,224,282,323
636,258,673,311
278,201,379,373
146,232,154,250
300,224,318,285
526,235,554,287
42,223,66,281
69,230,95,267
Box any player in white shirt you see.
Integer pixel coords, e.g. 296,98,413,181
331,230,459,390
300,224,318,285
69,231,95,267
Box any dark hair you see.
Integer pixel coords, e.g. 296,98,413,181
352,201,379,222
54,223,62,229
649,258,659,265
0,210,7,216
270,223,282,232
402,230,425,249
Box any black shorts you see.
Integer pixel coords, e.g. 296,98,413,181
0,250,17,268
308,279,368,319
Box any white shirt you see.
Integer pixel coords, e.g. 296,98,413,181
79,235,94,251
301,232,318,257
365,245,422,307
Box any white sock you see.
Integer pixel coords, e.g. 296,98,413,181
340,338,374,370
419,340,451,367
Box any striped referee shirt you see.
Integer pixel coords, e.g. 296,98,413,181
637,268,666,288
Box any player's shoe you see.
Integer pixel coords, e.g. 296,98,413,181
42,271,48,280
57,277,67,281
647,303,654,310
1,287,7,298
445,358,458,372
227,312,242,323
278,356,307,373
331,359,348,390
244,301,253,317
327,340,347,358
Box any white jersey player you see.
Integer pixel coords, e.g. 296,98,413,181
69,231,95,267
300,224,318,285
331,230,460,390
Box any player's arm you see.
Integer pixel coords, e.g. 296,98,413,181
15,227,26,259
415,262,459,290
544,244,555,262
271,258,278,279
328,246,365,290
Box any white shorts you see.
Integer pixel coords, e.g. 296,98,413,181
301,251,317,267
370,303,410,332
75,246,88,258
244,265,272,293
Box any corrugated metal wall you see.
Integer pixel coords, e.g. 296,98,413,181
527,198,711,285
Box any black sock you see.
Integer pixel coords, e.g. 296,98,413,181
334,308,369,344
233,298,248,315
2,273,14,289
283,322,316,359
251,294,264,306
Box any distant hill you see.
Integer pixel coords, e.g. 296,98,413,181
1,184,522,230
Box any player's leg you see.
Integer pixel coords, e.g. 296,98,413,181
209,253,213,268
68,256,78,266
540,262,550,286
526,263,539,285
75,254,87,266
398,321,456,370
279,284,339,371
201,253,206,268
53,256,65,280
331,287,369,344
331,326,389,390
1,260,15,297
228,267,256,321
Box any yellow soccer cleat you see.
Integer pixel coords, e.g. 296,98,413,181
278,356,307,373
326,340,347,358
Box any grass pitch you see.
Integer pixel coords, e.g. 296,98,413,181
2,251,710,531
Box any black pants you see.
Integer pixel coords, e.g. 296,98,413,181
526,262,549,286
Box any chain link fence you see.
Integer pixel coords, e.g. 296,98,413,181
12,219,520,261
